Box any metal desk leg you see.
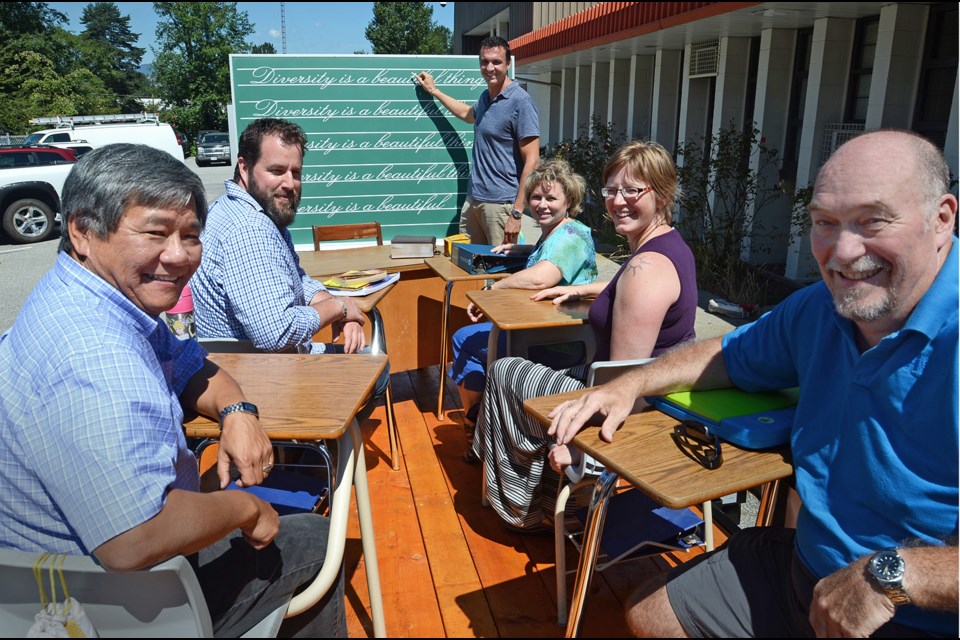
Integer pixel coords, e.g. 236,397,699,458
702,499,714,551
367,307,399,471
350,419,387,637
285,427,357,618
565,468,618,638
436,281,454,419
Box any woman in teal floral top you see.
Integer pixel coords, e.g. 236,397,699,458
450,158,597,460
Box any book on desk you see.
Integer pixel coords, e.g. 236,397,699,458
451,243,528,274
390,235,436,258
323,271,400,296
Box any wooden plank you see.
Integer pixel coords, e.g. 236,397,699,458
344,379,445,638
391,371,499,638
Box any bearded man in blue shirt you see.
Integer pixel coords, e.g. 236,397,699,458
548,129,958,638
190,117,388,422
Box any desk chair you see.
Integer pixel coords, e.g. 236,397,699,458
0,549,286,637
312,222,383,250
311,222,400,471
551,357,705,626
197,338,334,515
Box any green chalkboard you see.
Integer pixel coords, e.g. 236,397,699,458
229,54,481,246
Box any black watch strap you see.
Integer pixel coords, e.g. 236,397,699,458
510,209,523,220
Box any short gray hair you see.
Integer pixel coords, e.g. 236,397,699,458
59,144,207,254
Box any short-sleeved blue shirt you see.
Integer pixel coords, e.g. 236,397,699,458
470,81,540,203
721,240,959,636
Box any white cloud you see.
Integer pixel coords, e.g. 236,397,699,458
269,28,281,37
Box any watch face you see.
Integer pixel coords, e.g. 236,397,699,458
871,550,904,581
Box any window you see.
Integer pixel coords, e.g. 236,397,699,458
913,3,958,150
845,17,880,124
781,28,813,184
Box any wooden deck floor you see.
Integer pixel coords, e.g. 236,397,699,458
339,366,730,638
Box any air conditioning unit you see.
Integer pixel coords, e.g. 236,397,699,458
819,123,865,165
689,40,720,78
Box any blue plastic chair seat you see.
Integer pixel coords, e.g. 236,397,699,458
575,488,704,562
227,469,329,516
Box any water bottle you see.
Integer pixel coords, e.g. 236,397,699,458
165,284,196,340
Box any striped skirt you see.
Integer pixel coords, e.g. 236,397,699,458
472,356,588,528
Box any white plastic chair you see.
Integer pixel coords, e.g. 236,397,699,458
0,549,286,637
551,357,706,626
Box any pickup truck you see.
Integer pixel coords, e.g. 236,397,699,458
0,163,73,244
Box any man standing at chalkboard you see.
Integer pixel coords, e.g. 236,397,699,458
417,35,540,245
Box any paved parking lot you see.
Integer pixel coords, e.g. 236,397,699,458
0,158,233,332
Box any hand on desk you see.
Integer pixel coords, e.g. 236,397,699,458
532,285,581,305
548,381,647,445
218,412,274,489
333,320,367,353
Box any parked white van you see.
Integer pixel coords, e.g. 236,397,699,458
22,122,185,161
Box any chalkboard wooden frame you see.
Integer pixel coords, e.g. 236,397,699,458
229,54,482,247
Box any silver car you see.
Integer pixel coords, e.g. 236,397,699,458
195,133,231,167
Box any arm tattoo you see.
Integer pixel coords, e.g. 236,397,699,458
626,255,654,277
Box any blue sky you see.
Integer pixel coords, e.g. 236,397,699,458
48,2,454,64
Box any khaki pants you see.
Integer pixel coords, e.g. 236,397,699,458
459,196,512,245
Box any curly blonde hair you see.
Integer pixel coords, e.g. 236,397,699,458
525,158,587,218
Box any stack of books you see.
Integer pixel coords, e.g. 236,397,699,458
322,269,388,290
322,270,401,297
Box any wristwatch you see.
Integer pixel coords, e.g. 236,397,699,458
219,401,259,431
867,548,911,606
510,209,523,220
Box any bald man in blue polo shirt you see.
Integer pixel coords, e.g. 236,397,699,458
418,35,540,245
548,129,958,638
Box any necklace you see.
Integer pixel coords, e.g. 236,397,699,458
631,217,665,251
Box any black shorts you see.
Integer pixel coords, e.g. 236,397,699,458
665,527,939,638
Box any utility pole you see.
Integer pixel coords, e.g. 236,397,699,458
281,2,287,54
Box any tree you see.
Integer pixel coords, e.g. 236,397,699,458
0,2,66,40
251,42,276,54
0,2,116,133
364,2,451,55
151,2,255,140
78,3,148,112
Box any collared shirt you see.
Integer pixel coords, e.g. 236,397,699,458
191,180,327,353
0,253,205,555
470,80,540,203
721,240,959,636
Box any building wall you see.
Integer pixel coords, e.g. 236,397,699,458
455,1,959,281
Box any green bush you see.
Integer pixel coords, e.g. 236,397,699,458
675,122,788,305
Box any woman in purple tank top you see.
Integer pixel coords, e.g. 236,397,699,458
470,141,698,532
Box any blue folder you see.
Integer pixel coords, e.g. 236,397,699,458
645,387,799,450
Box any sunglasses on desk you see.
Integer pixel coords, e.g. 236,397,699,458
671,420,723,470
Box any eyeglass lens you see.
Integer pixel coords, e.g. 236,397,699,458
601,186,651,199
